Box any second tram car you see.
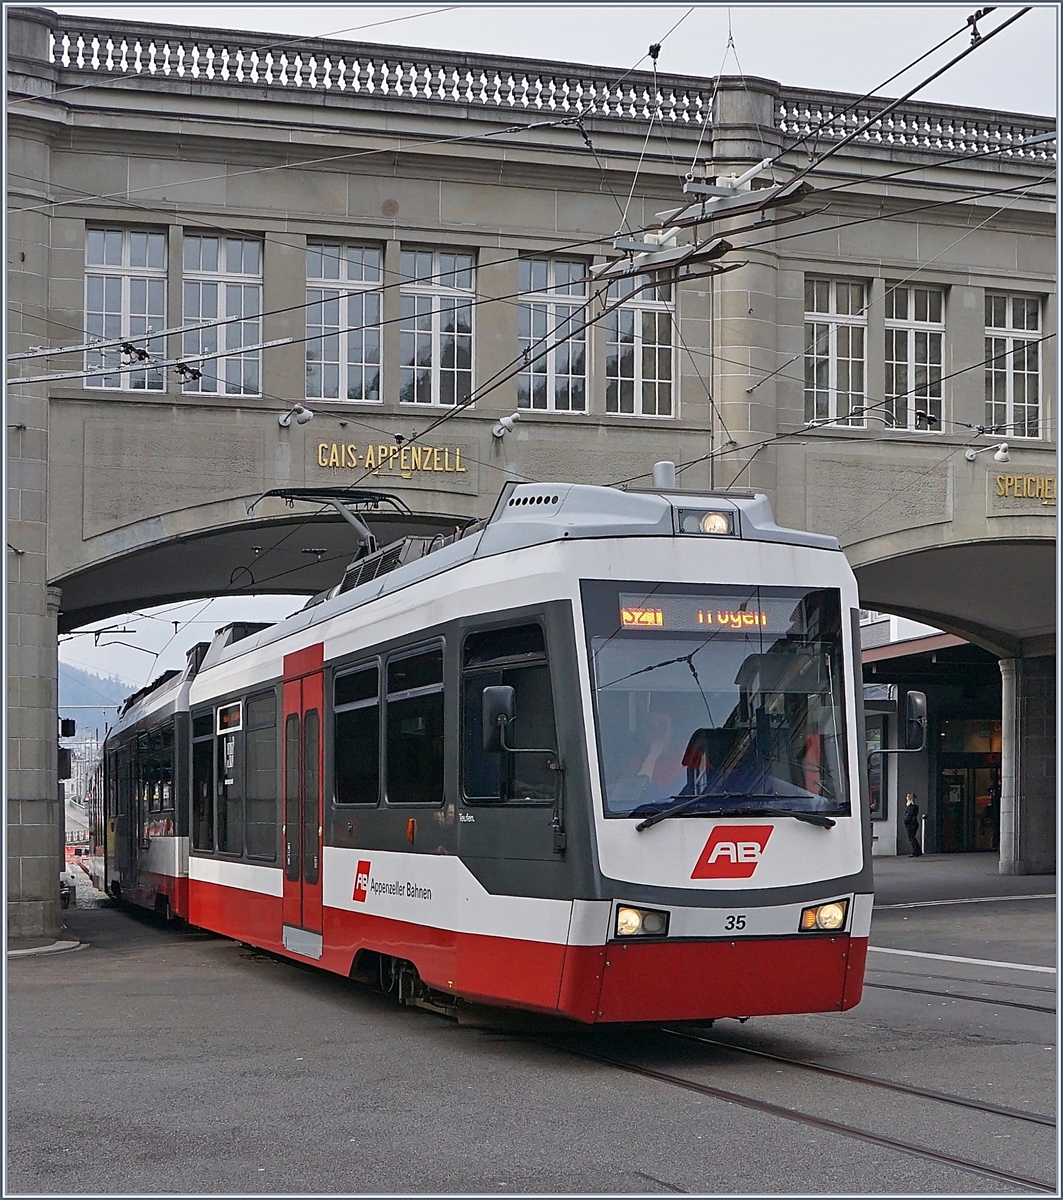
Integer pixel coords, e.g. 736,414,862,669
96,478,874,1023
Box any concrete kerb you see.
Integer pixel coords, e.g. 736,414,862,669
7,939,86,959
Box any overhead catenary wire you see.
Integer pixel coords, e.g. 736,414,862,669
607,328,1055,493
773,13,977,166
781,7,1033,191
13,6,709,224
12,164,1050,389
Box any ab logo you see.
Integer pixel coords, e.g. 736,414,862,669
353,860,371,902
691,826,773,880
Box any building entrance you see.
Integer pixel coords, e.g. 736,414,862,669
938,720,1002,853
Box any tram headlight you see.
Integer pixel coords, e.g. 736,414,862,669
615,905,670,938
677,509,735,537
799,899,849,932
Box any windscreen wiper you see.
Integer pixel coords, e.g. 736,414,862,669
635,794,836,831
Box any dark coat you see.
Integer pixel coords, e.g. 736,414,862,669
903,800,920,832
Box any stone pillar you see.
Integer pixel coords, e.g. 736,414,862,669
999,655,1057,875
998,658,1018,873
8,6,62,943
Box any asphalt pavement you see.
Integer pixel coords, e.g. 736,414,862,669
6,853,1056,1195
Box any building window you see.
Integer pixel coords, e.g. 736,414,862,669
182,235,262,395
306,243,382,402
804,278,867,425
884,283,944,430
399,250,473,406
605,274,675,417
85,229,167,391
985,293,1041,437
866,716,887,821
518,258,587,412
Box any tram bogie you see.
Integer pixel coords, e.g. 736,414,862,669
93,479,874,1024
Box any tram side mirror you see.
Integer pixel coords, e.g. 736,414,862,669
482,685,516,753
905,690,927,751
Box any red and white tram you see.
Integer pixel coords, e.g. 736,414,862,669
95,478,874,1023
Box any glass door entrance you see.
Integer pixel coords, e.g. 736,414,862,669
937,720,1001,854
939,766,1000,852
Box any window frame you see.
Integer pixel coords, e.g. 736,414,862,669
84,227,168,392
399,249,475,407
517,257,589,413
883,282,946,432
460,621,557,807
984,291,1042,439
332,659,383,807
804,277,868,426
305,242,384,403
181,234,263,397
604,273,677,419
383,640,447,806
244,688,279,862
191,708,216,853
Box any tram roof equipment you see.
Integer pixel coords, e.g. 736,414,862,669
199,474,842,672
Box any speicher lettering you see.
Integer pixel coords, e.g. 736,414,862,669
317,441,466,477
369,877,433,901
995,473,1056,503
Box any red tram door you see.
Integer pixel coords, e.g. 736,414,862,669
282,645,325,950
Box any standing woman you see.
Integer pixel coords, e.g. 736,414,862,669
904,792,923,857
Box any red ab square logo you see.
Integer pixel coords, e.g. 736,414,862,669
353,860,371,902
691,826,773,879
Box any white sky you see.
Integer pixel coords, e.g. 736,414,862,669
48,2,1056,687
50,4,1057,115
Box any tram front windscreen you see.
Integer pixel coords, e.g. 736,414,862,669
582,581,851,819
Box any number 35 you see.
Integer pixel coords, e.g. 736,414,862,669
724,914,746,930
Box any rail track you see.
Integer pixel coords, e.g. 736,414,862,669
543,1032,1055,1193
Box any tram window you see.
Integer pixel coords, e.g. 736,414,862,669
462,624,557,802
116,745,133,817
106,751,119,818
193,713,213,740
386,646,444,805
284,714,300,882
192,737,214,851
158,723,175,812
335,665,380,805
245,691,277,860
216,725,243,856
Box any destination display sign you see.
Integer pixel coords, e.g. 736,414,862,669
618,593,797,634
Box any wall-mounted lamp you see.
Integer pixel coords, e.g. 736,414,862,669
492,411,521,439
279,403,315,427
964,442,1009,463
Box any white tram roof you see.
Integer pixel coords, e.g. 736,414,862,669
198,482,841,675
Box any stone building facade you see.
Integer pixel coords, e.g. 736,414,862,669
7,7,1056,938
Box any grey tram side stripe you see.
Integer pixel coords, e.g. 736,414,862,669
868,946,1056,974
876,893,1054,910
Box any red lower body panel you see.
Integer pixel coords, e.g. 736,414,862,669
589,935,863,1023
124,873,189,921
187,878,867,1024
188,880,283,953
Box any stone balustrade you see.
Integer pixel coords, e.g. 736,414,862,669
39,14,1058,161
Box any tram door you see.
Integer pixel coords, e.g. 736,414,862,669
282,645,325,941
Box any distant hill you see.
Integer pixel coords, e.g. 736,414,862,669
58,662,134,741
